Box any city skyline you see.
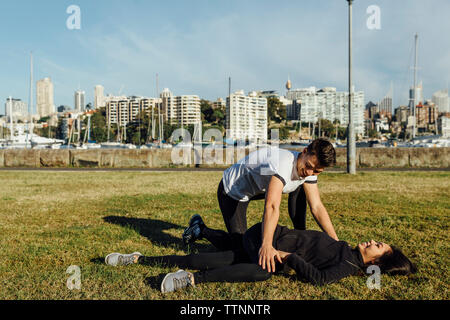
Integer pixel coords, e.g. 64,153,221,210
1,0,449,115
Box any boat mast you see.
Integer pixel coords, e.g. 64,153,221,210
9,96,13,141
157,73,163,147
412,33,418,139
27,52,33,148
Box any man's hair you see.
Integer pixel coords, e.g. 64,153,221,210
306,139,336,168
377,246,418,276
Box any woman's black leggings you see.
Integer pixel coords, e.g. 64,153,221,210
138,251,271,284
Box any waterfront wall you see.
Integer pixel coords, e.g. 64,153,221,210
0,147,448,169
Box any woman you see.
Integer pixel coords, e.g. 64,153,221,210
105,215,417,293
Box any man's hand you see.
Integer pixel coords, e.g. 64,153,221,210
258,244,282,273
277,250,292,263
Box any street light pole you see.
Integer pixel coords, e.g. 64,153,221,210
347,0,356,174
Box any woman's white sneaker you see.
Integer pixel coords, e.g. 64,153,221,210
105,252,142,266
161,270,195,293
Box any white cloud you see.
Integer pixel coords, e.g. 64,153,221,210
29,0,450,109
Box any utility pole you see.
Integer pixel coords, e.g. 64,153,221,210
347,0,356,174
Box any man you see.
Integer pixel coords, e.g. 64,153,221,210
183,138,338,273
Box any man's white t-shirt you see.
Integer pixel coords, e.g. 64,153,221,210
222,147,318,202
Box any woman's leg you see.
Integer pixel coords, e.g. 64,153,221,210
288,184,307,230
139,250,270,283
138,250,237,270
194,264,271,284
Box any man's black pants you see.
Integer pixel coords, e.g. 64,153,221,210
208,180,307,251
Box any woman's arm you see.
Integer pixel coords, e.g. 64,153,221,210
286,253,358,286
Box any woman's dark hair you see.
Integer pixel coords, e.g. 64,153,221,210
376,246,418,276
306,138,336,168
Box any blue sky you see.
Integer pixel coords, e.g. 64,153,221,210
0,0,449,115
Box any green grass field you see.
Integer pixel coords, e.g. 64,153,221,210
0,170,448,300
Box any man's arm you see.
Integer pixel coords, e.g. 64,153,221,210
303,182,339,241
259,176,284,273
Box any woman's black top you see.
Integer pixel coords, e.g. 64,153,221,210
243,223,366,286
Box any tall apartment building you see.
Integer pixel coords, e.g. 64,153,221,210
226,90,268,142
160,88,175,123
106,97,128,126
287,87,365,135
94,85,105,109
140,97,163,120
173,95,201,126
36,77,55,118
160,88,201,126
106,96,163,127
379,96,393,114
74,90,85,112
105,89,201,130
5,98,28,120
416,101,438,131
211,98,226,110
432,90,449,113
409,83,423,113
287,87,317,123
437,115,450,137
395,106,409,123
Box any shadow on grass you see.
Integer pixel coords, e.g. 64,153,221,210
103,216,211,252
144,273,168,291
90,257,104,265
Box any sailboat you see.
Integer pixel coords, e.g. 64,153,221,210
1,93,64,149
143,74,172,149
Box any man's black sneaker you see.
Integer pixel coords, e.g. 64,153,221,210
182,214,205,245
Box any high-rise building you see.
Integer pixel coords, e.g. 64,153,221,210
287,87,365,135
437,115,450,137
74,90,85,112
94,85,105,109
105,90,201,131
395,106,409,123
211,98,226,110
287,87,318,123
106,96,163,127
172,95,201,126
226,90,268,142
432,90,449,113
160,88,175,124
379,83,393,114
36,77,55,118
160,89,201,126
379,96,392,114
409,83,423,112
5,98,28,120
416,100,438,131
